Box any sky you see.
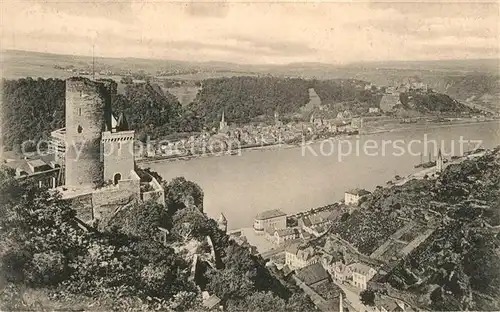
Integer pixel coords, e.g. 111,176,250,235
1,0,499,64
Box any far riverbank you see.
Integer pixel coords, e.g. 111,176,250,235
138,118,499,165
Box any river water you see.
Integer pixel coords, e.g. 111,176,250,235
144,121,500,229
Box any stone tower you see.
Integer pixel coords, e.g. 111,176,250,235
102,111,135,184
64,77,113,187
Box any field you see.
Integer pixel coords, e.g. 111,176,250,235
164,86,201,106
164,71,257,80
301,88,322,112
378,240,408,262
399,223,427,243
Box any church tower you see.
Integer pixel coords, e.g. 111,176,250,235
436,148,444,172
64,77,113,187
219,111,228,132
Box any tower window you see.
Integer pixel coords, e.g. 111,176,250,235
118,142,121,150
78,108,82,116
77,125,83,133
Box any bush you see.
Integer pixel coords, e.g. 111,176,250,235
360,289,375,306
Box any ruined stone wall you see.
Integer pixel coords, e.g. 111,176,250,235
91,177,140,221
142,189,164,205
67,193,93,222
65,77,112,187
141,176,165,205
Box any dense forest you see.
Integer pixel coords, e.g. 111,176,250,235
2,78,65,152
311,79,381,107
189,76,311,126
112,83,202,140
398,90,473,113
0,170,316,311
1,78,201,150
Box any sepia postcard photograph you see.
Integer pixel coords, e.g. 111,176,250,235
0,0,499,311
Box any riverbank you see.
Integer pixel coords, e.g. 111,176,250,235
360,117,499,136
138,118,498,165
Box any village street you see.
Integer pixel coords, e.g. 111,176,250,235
332,279,371,312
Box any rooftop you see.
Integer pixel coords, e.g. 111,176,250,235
4,157,56,176
348,262,374,276
286,242,317,261
202,294,221,310
301,210,332,226
295,262,330,286
255,209,287,220
27,159,47,168
345,188,371,196
275,227,300,237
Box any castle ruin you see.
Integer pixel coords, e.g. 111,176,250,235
53,77,165,226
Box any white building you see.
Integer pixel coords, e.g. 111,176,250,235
348,262,377,290
253,209,287,233
49,128,66,161
270,227,301,245
344,188,371,205
285,243,319,270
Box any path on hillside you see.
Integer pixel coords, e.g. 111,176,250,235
369,221,416,260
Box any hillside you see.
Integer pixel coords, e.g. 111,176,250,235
1,78,202,151
329,148,500,310
1,78,65,151
189,76,311,125
0,171,317,311
398,90,473,114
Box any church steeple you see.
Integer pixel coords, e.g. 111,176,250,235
219,110,228,132
436,148,444,172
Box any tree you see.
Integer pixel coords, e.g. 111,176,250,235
207,268,255,302
110,200,171,238
399,92,409,106
120,76,133,84
164,177,204,215
286,292,317,311
360,289,375,306
228,291,286,312
171,208,213,240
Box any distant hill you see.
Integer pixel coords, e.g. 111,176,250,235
348,59,499,73
3,49,498,114
4,49,498,79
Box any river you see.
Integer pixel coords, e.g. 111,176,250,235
143,121,500,229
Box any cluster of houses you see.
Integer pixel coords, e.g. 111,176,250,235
253,188,371,246
141,112,361,159
250,188,380,289
253,208,335,246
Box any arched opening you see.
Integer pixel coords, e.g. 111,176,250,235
77,125,83,133
113,173,122,185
